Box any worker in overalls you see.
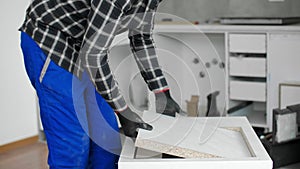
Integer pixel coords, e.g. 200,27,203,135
19,0,184,168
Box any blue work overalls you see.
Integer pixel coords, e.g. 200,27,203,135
20,32,121,169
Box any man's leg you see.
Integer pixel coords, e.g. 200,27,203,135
80,72,121,169
20,32,90,169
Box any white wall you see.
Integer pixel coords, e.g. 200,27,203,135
0,0,38,145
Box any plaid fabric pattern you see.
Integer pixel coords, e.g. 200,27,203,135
20,0,169,111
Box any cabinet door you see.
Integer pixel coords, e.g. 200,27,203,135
268,33,300,130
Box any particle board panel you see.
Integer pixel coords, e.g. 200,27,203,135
135,113,251,158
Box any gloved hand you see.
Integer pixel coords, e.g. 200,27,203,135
155,90,186,117
117,107,153,138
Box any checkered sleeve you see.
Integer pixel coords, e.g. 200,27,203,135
80,0,132,112
128,10,169,93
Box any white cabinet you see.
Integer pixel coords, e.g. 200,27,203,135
110,25,300,131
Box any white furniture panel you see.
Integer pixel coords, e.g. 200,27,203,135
229,57,266,77
229,34,266,54
119,113,272,169
230,81,266,102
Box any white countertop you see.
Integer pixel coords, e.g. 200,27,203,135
112,23,300,46
154,23,300,33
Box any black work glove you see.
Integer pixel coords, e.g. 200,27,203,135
155,90,186,117
117,107,153,138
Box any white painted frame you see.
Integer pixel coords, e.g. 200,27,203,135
119,117,272,169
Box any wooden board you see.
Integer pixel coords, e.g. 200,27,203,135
135,113,252,158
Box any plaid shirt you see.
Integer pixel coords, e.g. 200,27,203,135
20,0,168,111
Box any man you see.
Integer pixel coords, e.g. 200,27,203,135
20,0,184,168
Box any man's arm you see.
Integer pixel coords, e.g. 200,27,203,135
128,11,169,93
80,0,152,137
80,0,130,112
128,7,185,117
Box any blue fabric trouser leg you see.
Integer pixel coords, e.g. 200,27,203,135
20,32,121,169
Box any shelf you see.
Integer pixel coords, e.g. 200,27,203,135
229,104,267,128
154,24,300,34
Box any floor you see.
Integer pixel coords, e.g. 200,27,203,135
0,141,299,169
0,142,48,169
